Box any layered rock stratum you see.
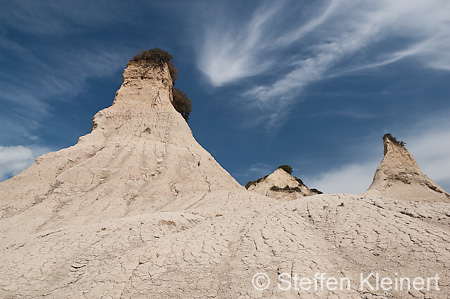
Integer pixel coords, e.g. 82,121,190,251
365,134,450,202
246,168,322,201
0,59,449,298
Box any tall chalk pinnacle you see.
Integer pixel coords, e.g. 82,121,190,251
365,134,449,202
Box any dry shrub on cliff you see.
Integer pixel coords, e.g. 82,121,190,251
131,48,177,82
172,88,192,122
384,133,406,147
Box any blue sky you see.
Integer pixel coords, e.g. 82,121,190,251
1,0,449,193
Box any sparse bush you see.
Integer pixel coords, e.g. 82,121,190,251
278,165,293,174
172,88,192,122
384,133,406,147
310,188,323,194
131,48,178,82
131,48,173,64
270,186,281,191
270,185,302,193
295,177,304,186
168,62,178,82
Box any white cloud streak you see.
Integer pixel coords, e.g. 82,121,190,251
308,161,380,195
0,145,50,181
407,123,450,189
197,0,450,127
197,2,283,87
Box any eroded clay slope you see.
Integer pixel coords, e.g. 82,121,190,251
365,134,449,202
1,61,449,299
0,60,242,234
1,192,449,298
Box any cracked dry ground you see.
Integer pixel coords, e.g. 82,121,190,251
1,192,449,298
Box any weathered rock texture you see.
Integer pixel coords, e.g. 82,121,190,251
0,62,449,298
0,60,242,233
365,134,450,202
246,168,322,201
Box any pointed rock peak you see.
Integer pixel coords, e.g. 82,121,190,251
0,49,241,229
116,49,191,123
245,166,322,201
383,133,407,154
365,134,449,202
92,49,191,133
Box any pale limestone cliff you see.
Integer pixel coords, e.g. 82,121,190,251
246,168,321,200
0,60,242,232
365,134,450,202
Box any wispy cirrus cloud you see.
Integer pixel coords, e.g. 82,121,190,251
0,1,136,144
196,2,282,87
197,0,450,128
0,0,134,35
196,1,335,87
0,48,126,144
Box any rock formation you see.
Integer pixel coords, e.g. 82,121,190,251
365,134,450,202
246,167,322,200
0,58,449,298
0,59,242,232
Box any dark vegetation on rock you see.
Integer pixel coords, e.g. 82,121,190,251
131,48,178,82
269,185,322,194
270,185,302,193
172,88,192,122
295,177,304,185
310,188,323,194
278,165,293,174
131,48,191,122
245,175,268,189
384,133,406,147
